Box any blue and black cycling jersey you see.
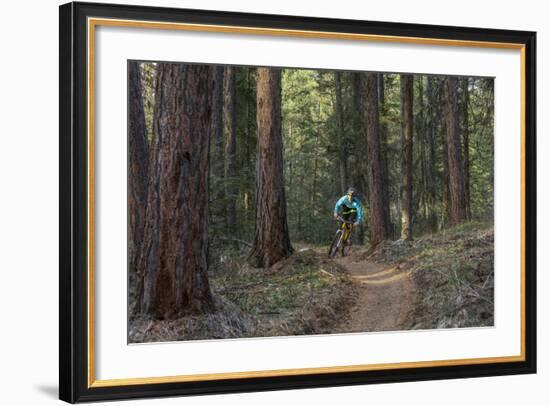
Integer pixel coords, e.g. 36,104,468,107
333,195,363,223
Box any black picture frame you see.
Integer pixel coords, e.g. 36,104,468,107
59,1,537,403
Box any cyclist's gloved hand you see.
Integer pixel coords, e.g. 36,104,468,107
354,221,359,227
333,213,339,219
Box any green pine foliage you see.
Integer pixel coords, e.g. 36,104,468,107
139,62,494,248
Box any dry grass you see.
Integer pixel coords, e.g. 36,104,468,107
210,249,357,337
128,295,256,343
128,222,494,343
128,249,357,343
361,221,494,329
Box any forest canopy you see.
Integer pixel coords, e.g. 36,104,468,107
136,63,494,244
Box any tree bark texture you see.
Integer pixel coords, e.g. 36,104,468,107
352,72,365,244
444,77,467,225
128,62,149,277
210,66,226,222
224,66,238,238
365,73,388,246
138,63,214,319
334,72,348,194
248,68,293,267
377,73,392,237
425,77,438,230
400,74,414,240
462,77,471,220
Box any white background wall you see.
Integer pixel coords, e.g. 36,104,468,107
0,0,546,404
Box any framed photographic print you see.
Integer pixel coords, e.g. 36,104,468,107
59,1,536,403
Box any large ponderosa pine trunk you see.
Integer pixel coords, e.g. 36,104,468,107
128,62,149,277
138,64,214,319
400,74,414,241
248,68,293,267
444,77,467,225
365,73,388,246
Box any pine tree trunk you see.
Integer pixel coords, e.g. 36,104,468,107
352,72,365,245
128,62,149,317
400,74,414,241
378,73,392,238
248,68,293,267
208,66,227,236
128,62,149,280
224,66,238,239
444,77,467,225
462,77,471,220
138,64,214,319
210,66,225,225
416,77,428,227
425,77,438,231
365,73,387,246
334,72,348,193
312,101,321,205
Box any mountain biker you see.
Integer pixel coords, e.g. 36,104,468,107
333,187,363,229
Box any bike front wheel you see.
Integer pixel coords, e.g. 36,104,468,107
328,230,343,259
342,239,351,257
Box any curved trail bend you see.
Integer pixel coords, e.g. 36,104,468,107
334,255,416,332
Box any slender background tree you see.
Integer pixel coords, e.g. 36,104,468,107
400,74,414,240
365,73,387,246
444,76,467,225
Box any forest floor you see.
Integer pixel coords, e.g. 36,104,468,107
128,221,493,343
353,221,494,330
332,255,416,333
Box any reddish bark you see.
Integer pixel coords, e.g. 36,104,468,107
128,62,149,277
248,68,293,267
139,64,214,319
365,73,388,246
462,78,471,220
210,66,226,221
377,73,392,237
400,74,414,240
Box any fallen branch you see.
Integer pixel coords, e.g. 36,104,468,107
319,269,336,278
481,273,493,289
432,268,494,306
215,236,253,248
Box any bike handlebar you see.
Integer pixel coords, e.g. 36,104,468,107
335,216,355,225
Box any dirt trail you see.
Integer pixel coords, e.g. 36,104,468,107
334,255,416,332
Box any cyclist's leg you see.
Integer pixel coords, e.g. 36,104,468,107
340,212,351,255
346,211,357,246
341,211,351,242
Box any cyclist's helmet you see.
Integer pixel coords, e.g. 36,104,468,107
346,187,357,196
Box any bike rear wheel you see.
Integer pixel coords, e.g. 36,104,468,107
328,230,343,259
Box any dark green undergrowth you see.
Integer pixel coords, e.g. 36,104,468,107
363,221,494,330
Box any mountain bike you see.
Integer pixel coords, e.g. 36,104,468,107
328,216,355,258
